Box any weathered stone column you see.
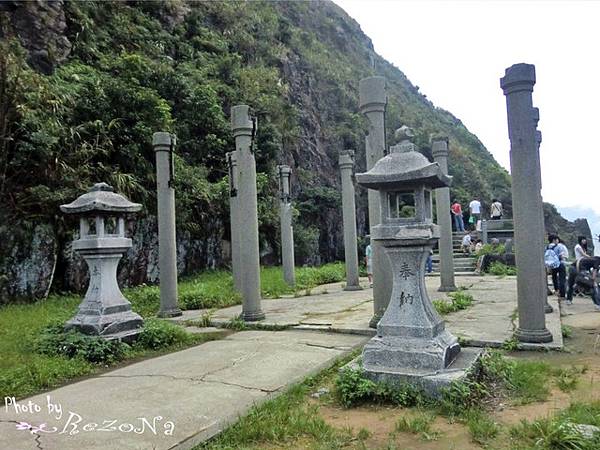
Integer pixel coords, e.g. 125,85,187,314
359,76,393,327
153,132,182,318
231,105,264,321
432,137,456,292
500,63,552,343
339,150,361,291
278,165,295,286
227,151,242,292
533,110,553,314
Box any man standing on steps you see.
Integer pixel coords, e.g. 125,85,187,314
469,197,482,230
451,199,465,232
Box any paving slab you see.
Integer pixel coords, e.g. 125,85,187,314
0,330,368,450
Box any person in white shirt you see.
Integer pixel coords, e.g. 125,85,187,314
469,198,481,230
490,199,503,220
574,236,590,262
461,232,473,255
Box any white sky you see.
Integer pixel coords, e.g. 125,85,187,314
335,0,600,219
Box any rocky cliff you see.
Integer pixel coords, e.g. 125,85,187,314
0,0,590,302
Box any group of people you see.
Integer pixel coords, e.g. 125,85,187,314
545,235,600,309
451,198,503,232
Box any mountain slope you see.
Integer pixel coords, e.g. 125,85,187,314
0,0,589,301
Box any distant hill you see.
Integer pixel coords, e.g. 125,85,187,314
0,0,589,301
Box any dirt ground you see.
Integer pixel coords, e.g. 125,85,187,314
312,299,600,450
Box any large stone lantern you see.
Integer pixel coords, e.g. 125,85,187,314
355,127,479,394
60,182,143,340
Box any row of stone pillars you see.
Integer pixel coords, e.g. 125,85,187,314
151,69,553,342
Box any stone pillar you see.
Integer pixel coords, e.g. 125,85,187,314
231,105,264,321
500,63,552,343
533,111,553,314
278,165,295,286
227,151,242,292
339,150,361,291
153,132,182,318
359,76,393,327
432,137,457,292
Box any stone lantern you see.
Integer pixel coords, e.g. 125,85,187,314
355,127,479,394
60,182,143,340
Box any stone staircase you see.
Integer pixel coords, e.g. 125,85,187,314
429,231,479,276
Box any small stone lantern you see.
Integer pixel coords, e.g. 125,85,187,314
60,182,143,340
355,127,479,394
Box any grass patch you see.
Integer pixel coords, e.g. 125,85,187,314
466,409,500,445
487,261,517,276
551,366,586,393
562,324,573,338
433,291,474,315
0,264,345,399
395,411,439,441
509,401,600,450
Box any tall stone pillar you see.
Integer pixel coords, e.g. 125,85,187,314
231,105,264,321
500,63,552,343
227,151,242,292
153,132,182,318
432,137,457,292
533,110,553,314
278,165,296,286
339,150,361,291
359,76,393,327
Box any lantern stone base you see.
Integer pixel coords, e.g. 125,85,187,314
363,330,461,373
345,347,482,397
65,307,143,341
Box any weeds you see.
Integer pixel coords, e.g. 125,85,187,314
395,412,439,441
465,409,500,445
562,325,573,338
433,291,474,315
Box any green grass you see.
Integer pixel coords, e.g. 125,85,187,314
465,409,500,445
0,264,346,400
487,261,517,276
433,291,474,315
509,401,600,450
395,411,439,441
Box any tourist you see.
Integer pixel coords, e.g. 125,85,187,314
468,198,481,230
490,198,503,220
461,232,473,255
546,234,565,298
574,236,590,262
451,199,464,232
556,238,569,298
566,256,600,308
426,249,433,273
365,238,373,288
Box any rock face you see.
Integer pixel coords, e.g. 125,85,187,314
0,0,71,74
0,223,57,302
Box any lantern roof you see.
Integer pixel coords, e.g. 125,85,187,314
60,183,142,215
356,144,451,190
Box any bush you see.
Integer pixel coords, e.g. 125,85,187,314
487,261,517,276
35,324,128,364
335,366,426,408
476,243,505,256
135,318,192,350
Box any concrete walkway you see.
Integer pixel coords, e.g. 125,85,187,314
0,330,368,450
174,275,563,350
0,274,562,450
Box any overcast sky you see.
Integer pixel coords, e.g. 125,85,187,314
335,0,600,246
